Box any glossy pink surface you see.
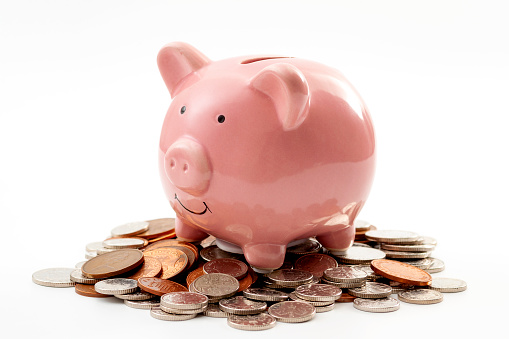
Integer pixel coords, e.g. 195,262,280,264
158,42,375,270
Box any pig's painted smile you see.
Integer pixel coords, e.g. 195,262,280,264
174,193,211,215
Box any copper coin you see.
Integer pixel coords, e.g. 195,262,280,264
371,259,432,286
75,283,111,298
237,270,254,292
186,266,206,287
336,292,355,303
294,254,338,278
147,232,176,243
144,239,199,260
143,247,188,280
136,218,176,239
127,256,162,280
81,249,144,279
138,277,188,296
203,258,248,280
162,245,196,270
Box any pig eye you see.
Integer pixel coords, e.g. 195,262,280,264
180,106,186,114
217,115,225,123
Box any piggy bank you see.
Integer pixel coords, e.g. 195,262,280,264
158,42,375,272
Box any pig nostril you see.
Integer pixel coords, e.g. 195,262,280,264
170,159,176,169
183,163,189,173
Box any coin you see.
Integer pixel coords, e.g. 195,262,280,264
268,301,316,323
315,303,335,313
237,269,255,292
219,296,267,315
124,299,160,309
380,243,435,252
365,230,420,243
200,245,244,261
85,241,104,253
192,273,239,298
203,303,228,318
323,265,367,283
186,266,206,287
288,291,335,306
69,269,100,285
75,261,87,269
81,249,144,279
295,283,342,302
111,221,149,237
243,288,289,302
353,264,381,280
203,258,248,280
94,278,138,295
227,313,277,331
163,245,196,270
32,268,75,288
150,307,196,321
398,289,443,304
354,219,374,232
336,292,356,303
336,247,386,264
75,283,111,298
136,218,175,239
294,253,338,278
143,247,187,279
400,258,433,270
353,297,400,313
160,304,208,314
383,250,431,259
160,292,209,310
371,259,432,286
286,238,322,255
138,277,187,296
266,269,314,288
103,237,146,249
424,257,445,273
348,282,392,298
321,278,366,289
114,290,155,300
127,256,162,280
429,277,467,292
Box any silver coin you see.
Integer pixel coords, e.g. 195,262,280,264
110,221,149,237
352,242,372,248
114,291,156,301
288,291,335,306
314,303,335,313
424,257,445,273
242,288,289,302
380,243,435,252
199,245,244,262
399,258,433,270
103,238,145,249
160,292,209,310
85,241,104,253
336,247,386,264
353,297,400,313
193,273,239,298
286,238,322,255
354,219,373,231
429,277,467,292
383,250,431,259
323,265,368,283
321,278,366,289
219,296,267,315
85,252,97,259
203,303,228,318
266,269,314,287
398,289,443,304
420,236,437,246
75,261,87,269
124,299,160,309
160,304,208,314
352,264,382,280
94,278,138,295
268,301,316,323
365,230,420,243
150,307,197,321
96,246,117,255
32,268,76,288
227,313,277,331
348,282,392,298
69,268,100,284
295,283,342,302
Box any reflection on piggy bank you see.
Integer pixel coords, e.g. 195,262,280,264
157,42,375,271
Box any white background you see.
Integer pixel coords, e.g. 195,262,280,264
1,0,508,337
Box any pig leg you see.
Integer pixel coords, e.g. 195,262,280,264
316,224,354,255
175,217,209,242
242,243,286,273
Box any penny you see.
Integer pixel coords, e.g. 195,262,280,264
143,247,188,279
348,282,392,298
286,238,322,255
160,292,209,310
69,269,100,285
144,239,199,261
237,269,254,292
323,265,367,283
268,301,316,323
288,291,334,306
32,268,76,288
111,221,149,237
429,277,467,292
94,278,138,295
75,283,111,298
103,237,146,249
200,245,244,261
124,299,161,309
266,269,314,287
193,273,240,298
365,230,420,244
398,289,443,304
163,245,196,270
336,292,356,303
114,290,156,300
81,249,144,279
371,259,432,286
147,232,177,243
295,283,342,302
203,258,248,280
227,313,277,331
336,247,386,264
136,218,175,239
150,307,196,321
294,253,338,278
127,256,162,280
243,288,289,302
203,303,228,318
219,296,267,315
424,257,445,273
186,266,206,287
138,277,187,296
383,250,432,259
353,297,400,313
380,243,435,252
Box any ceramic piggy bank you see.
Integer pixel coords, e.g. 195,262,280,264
158,42,375,272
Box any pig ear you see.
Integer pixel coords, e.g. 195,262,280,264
157,42,211,98
250,63,310,131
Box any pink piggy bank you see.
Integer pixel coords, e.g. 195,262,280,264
158,42,375,272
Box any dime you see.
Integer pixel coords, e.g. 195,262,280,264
160,292,209,310
294,253,338,278
143,247,187,279
371,259,432,286
288,291,334,306
429,277,467,292
136,218,175,239
94,278,138,295
348,282,392,298
353,297,400,313
227,313,277,331
32,268,75,288
219,296,267,315
192,273,239,298
150,307,196,321
75,283,111,298
323,265,367,283
138,277,187,296
111,221,149,237
286,238,322,255
127,256,162,280
81,249,144,279
266,269,314,287
243,288,289,302
203,258,248,280
336,247,386,264
200,245,244,261
203,303,228,318
424,257,445,273
398,289,443,304
114,290,155,300
268,301,316,323
124,299,160,309
69,269,100,285
365,230,420,243
380,243,435,252
295,283,342,302
103,237,146,249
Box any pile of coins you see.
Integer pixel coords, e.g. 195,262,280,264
32,218,467,331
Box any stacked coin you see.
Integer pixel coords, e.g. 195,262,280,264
158,291,209,318
321,265,368,288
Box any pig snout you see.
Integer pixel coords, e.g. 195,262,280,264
164,137,212,196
